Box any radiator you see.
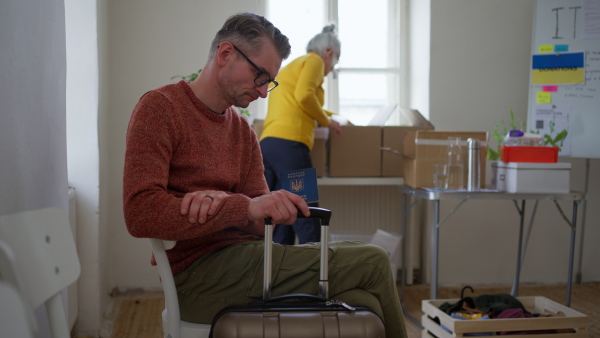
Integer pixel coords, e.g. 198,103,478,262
319,185,420,284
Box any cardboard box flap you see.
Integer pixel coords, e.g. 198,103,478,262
398,108,434,128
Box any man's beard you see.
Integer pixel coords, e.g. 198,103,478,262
220,70,252,108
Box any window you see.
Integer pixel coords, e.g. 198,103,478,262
266,0,406,126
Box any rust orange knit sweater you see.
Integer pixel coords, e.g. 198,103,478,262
123,81,268,275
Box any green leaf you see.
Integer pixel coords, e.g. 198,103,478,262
543,134,555,146
509,107,517,130
487,148,500,161
554,129,568,143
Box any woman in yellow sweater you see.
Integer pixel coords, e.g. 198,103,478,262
259,25,342,245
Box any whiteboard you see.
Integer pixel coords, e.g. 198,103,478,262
528,0,600,159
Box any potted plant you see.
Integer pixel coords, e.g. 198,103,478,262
488,107,568,190
487,107,524,161
487,106,568,161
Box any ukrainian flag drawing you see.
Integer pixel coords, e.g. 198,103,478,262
531,52,585,85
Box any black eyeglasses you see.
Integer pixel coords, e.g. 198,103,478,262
232,44,279,92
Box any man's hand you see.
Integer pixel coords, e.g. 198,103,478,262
248,190,310,224
180,190,228,224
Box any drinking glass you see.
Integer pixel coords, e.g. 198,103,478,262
433,164,449,189
446,137,464,189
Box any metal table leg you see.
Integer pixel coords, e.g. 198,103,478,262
511,200,526,296
431,199,440,300
566,200,579,306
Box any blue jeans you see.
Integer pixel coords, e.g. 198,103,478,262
259,137,320,244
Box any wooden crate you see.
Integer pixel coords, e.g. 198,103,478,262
422,296,589,337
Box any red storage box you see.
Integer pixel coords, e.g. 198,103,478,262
501,146,558,163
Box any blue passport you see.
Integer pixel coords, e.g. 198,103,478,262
280,168,319,203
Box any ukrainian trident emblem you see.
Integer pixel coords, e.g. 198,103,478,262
290,179,304,192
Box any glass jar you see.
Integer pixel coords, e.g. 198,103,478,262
446,137,464,189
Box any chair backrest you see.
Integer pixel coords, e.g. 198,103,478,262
0,281,35,338
0,240,38,336
0,240,22,293
0,208,81,338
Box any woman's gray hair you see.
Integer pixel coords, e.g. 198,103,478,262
306,24,341,59
208,12,291,61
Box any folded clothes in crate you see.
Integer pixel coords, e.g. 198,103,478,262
422,294,589,337
439,293,528,318
440,313,493,336
495,308,564,335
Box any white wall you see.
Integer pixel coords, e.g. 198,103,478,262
428,1,533,133
410,0,600,286
104,0,264,291
64,0,104,335
408,0,431,119
0,1,68,337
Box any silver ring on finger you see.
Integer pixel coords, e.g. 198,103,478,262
205,195,214,201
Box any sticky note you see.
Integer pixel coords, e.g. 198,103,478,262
555,44,569,52
536,91,552,104
539,44,554,53
543,86,558,92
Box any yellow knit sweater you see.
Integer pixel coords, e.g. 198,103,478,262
260,52,333,150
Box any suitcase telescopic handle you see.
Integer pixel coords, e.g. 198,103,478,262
263,207,332,300
264,206,331,226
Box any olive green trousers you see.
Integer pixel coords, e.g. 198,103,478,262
174,240,408,338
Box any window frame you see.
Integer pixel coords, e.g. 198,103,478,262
261,0,408,125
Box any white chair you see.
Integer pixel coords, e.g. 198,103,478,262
148,239,211,338
0,208,80,338
0,281,34,338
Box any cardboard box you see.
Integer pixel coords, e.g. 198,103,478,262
251,120,327,177
329,108,434,177
329,126,382,177
504,162,571,193
403,131,488,188
311,128,328,177
251,119,264,138
382,126,434,177
422,296,589,337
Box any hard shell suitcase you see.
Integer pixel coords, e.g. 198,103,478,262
209,207,386,338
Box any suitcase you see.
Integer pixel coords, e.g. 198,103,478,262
209,207,386,338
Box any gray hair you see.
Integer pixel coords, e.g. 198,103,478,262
208,12,291,61
306,24,341,59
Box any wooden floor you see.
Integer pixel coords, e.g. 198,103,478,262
103,283,599,338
